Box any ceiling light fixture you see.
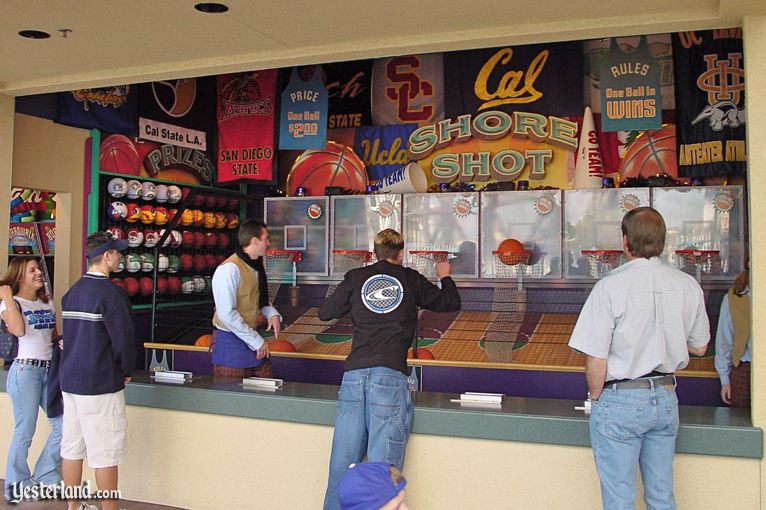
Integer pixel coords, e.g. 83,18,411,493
194,2,229,13
18,30,51,39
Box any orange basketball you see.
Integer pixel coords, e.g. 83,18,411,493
497,238,526,265
407,348,435,360
269,339,297,352
287,141,368,196
619,125,688,184
195,334,212,347
99,134,140,175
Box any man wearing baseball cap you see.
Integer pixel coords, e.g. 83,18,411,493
338,462,409,510
60,231,136,510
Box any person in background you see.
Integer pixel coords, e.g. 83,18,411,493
320,229,461,510
338,462,409,510
568,207,709,509
715,260,751,407
60,231,136,510
1,257,61,503
211,219,281,378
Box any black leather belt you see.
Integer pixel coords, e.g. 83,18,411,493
606,375,675,389
15,358,50,368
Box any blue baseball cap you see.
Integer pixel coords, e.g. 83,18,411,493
87,235,129,259
338,462,406,510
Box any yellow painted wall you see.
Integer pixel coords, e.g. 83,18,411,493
0,395,758,509
10,113,89,312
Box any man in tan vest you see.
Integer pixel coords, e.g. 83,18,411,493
211,219,280,378
715,264,751,407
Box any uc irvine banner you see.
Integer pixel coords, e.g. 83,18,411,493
216,70,278,182
56,86,138,136
672,28,746,177
137,77,215,150
444,42,584,118
599,36,662,132
279,66,328,150
354,124,418,181
324,60,373,128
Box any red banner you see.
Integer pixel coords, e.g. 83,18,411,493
216,70,277,182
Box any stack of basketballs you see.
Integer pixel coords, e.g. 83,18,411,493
102,176,241,304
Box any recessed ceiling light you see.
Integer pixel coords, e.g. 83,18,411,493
194,2,229,13
18,30,51,39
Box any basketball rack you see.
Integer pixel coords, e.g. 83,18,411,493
264,250,302,303
409,250,454,282
674,249,720,283
492,250,533,291
582,249,624,279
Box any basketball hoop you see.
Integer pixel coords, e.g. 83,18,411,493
582,249,624,279
675,249,720,283
492,249,532,290
265,250,301,303
332,250,373,275
409,250,453,281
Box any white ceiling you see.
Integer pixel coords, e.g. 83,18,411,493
0,0,763,96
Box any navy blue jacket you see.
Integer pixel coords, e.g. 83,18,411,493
61,274,136,395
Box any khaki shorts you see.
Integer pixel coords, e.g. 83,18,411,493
61,390,127,468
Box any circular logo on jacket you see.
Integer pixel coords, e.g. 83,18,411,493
361,274,404,314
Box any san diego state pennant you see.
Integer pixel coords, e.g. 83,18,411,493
216,70,278,182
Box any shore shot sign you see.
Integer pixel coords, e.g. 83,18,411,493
599,36,662,132
407,110,578,187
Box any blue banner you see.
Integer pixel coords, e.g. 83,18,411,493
354,124,417,180
279,66,328,150
600,36,662,132
56,86,138,136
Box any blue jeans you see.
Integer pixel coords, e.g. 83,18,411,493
4,362,62,501
323,367,413,510
590,380,679,510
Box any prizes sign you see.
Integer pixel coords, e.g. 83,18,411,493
279,66,328,150
599,36,662,132
408,110,578,187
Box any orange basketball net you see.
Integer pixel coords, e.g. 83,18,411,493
674,249,719,283
582,249,624,279
332,250,373,275
265,250,301,302
492,249,533,290
410,250,453,280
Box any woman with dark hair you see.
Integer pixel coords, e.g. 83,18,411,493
715,260,751,407
1,257,61,502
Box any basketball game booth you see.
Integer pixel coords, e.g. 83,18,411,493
165,184,741,405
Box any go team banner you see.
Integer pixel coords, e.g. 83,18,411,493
354,124,418,181
216,70,278,182
324,60,373,128
672,28,746,177
444,42,584,119
279,66,328,150
56,86,138,136
407,110,579,189
599,36,662,132
137,77,216,151
372,54,445,126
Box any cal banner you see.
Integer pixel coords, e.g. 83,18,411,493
444,42,583,118
584,34,675,114
599,36,662,132
324,60,373,128
372,54,445,126
56,86,138,136
217,70,278,182
408,110,579,189
137,77,216,151
672,29,746,177
354,125,417,181
99,133,214,185
279,66,328,150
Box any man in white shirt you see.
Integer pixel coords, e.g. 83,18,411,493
568,207,709,510
211,219,281,378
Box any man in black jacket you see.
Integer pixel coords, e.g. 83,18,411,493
320,229,461,510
